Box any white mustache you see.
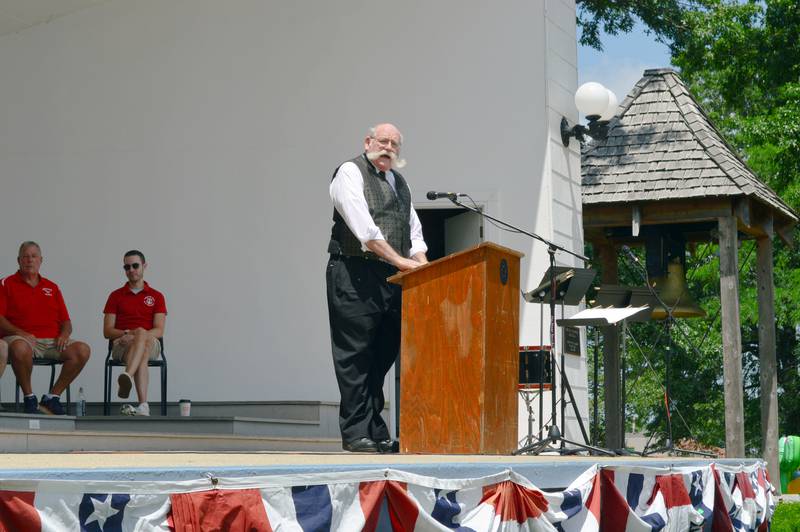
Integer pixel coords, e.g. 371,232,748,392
367,150,407,169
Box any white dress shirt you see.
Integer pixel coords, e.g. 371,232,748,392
330,161,428,257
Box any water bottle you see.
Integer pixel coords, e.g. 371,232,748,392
77,387,86,417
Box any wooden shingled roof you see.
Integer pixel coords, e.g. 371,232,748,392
582,68,797,240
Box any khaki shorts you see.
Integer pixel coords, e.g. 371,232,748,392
2,336,75,360
111,336,161,362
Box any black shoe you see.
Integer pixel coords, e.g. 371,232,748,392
39,395,66,415
23,395,39,414
343,437,378,453
377,439,400,454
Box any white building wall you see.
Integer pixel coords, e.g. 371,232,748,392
516,0,591,444
0,0,586,432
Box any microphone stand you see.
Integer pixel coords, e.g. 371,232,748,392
447,197,589,264
446,197,614,456
620,247,714,458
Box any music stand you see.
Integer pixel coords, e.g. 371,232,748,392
522,267,596,443
560,305,651,453
515,267,615,456
523,267,597,306
591,286,654,452
593,283,713,457
559,305,652,326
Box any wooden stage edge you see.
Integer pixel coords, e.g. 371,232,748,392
0,453,761,491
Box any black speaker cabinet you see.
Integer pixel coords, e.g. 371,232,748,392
519,346,552,385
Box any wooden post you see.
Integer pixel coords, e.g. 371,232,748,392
597,242,621,449
718,215,745,457
756,226,780,491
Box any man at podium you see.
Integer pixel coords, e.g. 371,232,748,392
326,123,428,453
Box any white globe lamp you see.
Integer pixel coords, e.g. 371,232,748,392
561,82,619,146
599,89,619,121
574,82,610,119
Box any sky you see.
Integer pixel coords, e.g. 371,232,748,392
577,21,672,114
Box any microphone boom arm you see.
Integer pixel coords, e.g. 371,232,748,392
447,197,590,263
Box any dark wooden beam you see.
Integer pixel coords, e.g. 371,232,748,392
718,215,745,457
736,200,780,239
776,221,795,247
734,197,751,228
584,198,797,246
756,218,780,491
591,232,718,248
595,240,622,450
584,198,732,228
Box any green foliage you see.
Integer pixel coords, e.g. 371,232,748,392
772,502,800,532
583,0,800,453
673,1,800,448
576,0,710,51
742,84,800,208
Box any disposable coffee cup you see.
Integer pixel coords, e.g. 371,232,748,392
179,399,191,417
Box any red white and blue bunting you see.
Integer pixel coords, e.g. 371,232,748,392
0,462,774,531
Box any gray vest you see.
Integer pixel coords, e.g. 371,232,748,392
329,154,412,259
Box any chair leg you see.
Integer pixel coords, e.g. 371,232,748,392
14,381,20,413
161,366,167,416
103,364,109,416
105,366,112,416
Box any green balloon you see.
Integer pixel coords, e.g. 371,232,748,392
779,436,800,492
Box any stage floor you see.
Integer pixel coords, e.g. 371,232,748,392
0,453,756,490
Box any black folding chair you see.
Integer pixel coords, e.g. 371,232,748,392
14,358,71,415
103,338,167,416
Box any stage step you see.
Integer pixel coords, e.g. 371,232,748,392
0,412,75,432
1,400,339,424
0,400,346,440
0,427,342,452
0,408,345,452
75,415,328,439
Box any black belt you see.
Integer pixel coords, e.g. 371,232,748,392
329,253,384,264
327,240,381,262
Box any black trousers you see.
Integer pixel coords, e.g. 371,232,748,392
326,255,401,444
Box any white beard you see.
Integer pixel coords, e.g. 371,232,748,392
366,150,407,169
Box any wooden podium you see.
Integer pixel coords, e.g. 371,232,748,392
388,242,523,454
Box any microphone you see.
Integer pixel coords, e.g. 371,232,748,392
621,245,650,280
426,191,462,201
621,245,639,263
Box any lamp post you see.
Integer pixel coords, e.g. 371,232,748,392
561,82,618,147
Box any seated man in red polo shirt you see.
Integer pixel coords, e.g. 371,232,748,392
103,250,166,416
0,241,91,415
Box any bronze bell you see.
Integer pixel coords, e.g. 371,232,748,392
649,259,706,319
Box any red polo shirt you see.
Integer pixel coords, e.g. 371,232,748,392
0,272,71,338
103,282,167,330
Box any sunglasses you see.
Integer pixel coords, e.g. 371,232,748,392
123,263,141,271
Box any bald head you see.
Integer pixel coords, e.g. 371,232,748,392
368,123,403,145
364,123,406,172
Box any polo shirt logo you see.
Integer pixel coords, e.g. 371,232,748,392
143,295,155,307
42,288,53,296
